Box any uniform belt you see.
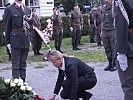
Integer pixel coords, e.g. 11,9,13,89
128,28,133,32
12,28,25,32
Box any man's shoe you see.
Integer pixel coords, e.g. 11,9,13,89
76,47,81,50
104,65,111,71
110,66,117,71
83,92,92,100
37,52,43,55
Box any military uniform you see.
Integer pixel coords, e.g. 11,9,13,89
93,7,102,46
88,9,96,43
114,0,133,99
101,4,116,71
4,2,31,81
52,10,63,53
70,9,82,50
30,10,42,55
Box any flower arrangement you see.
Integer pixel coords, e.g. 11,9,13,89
0,77,44,100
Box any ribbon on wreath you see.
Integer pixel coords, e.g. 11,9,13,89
33,18,53,61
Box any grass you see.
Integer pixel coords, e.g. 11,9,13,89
0,36,107,63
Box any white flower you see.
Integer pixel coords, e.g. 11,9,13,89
18,78,23,83
14,78,19,84
24,82,28,86
17,82,23,87
4,79,11,84
10,82,16,87
20,86,26,91
25,86,32,91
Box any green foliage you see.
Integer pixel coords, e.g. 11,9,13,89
0,78,35,100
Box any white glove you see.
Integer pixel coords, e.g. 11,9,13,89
7,44,11,53
117,54,128,71
3,32,5,36
70,27,73,32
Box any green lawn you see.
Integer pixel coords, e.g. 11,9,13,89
0,36,107,63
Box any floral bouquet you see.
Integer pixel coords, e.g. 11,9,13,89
0,77,44,100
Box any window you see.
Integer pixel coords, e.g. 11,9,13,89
25,0,39,6
0,0,8,7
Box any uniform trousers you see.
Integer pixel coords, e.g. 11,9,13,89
11,48,29,80
117,58,133,100
53,27,63,50
72,25,81,47
60,75,97,99
102,30,116,60
89,24,96,40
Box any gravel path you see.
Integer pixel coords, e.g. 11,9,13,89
0,61,124,100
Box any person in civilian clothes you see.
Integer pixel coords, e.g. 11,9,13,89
69,4,82,50
48,50,97,100
51,7,63,53
114,0,133,99
101,0,117,71
30,8,42,56
4,0,31,82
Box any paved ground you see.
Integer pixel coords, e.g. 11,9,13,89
0,61,124,100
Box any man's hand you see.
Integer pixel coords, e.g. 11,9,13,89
49,93,56,100
70,27,73,32
117,54,128,71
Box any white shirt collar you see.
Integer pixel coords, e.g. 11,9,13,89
60,57,65,71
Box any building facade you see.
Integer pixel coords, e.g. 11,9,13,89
0,0,54,20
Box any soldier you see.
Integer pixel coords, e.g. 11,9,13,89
4,0,31,82
69,4,82,50
93,6,102,46
88,7,96,43
114,0,133,99
51,7,63,53
30,8,43,56
101,0,117,71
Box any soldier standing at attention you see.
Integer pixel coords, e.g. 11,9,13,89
114,0,133,99
101,0,117,71
51,7,63,53
88,7,96,43
70,4,82,50
93,6,102,46
4,0,31,82
30,8,42,56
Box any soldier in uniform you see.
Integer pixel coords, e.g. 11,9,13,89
51,7,63,53
30,8,42,56
88,7,96,43
114,0,133,99
4,0,31,82
93,6,102,46
69,4,82,50
101,0,116,71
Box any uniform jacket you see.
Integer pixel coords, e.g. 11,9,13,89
69,10,82,27
53,57,95,100
101,4,115,31
4,2,30,48
115,0,133,57
51,14,63,28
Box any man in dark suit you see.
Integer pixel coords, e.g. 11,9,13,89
4,0,31,82
114,0,133,99
48,50,97,100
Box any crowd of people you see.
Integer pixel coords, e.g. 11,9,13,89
2,0,133,100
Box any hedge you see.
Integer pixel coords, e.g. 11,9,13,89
0,14,89,46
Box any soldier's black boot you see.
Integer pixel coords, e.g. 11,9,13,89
90,39,96,43
110,59,117,71
37,50,43,55
104,59,112,71
75,45,81,50
57,47,63,53
72,45,76,50
34,50,38,56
